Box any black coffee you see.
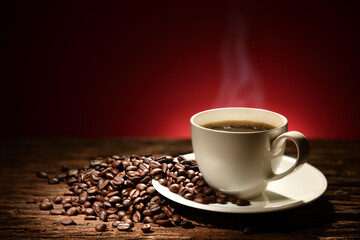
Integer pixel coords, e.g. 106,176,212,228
202,120,275,132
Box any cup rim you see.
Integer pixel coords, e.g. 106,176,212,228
190,107,288,134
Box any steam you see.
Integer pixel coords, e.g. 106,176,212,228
213,4,263,108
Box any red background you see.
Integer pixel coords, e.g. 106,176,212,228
1,1,360,139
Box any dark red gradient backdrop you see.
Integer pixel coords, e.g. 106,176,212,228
1,1,360,139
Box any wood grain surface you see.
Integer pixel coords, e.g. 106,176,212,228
0,138,359,239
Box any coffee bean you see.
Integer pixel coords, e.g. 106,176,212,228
109,196,121,203
133,197,142,205
171,214,182,225
150,195,161,204
203,186,214,195
92,202,102,215
117,223,131,231
95,223,107,232
155,219,172,227
149,161,161,169
26,198,37,204
128,205,134,215
162,206,173,217
135,183,147,191
122,199,132,208
84,216,97,220
235,199,251,206
68,169,79,177
191,176,200,184
169,184,180,193
143,216,154,223
107,191,120,198
146,186,156,195
216,197,227,204
53,196,62,204
123,218,134,227
39,201,53,210
112,221,121,227
117,210,127,218
78,191,88,204
132,211,141,222
87,186,97,195
37,171,48,178
105,172,115,179
60,217,75,226
139,163,149,171
158,179,166,186
207,195,217,203
48,177,60,184
50,209,65,215
129,189,140,199
141,223,152,233
105,207,118,215
113,176,124,185
126,165,138,172
111,160,121,168
83,201,92,208
63,203,72,210
108,214,119,220
135,202,145,211
149,168,162,176
99,179,110,190
66,177,77,186
66,207,78,216
153,212,167,221
194,197,207,204
150,204,161,213
176,176,186,183
196,179,206,187
186,170,195,179
184,193,194,200
99,210,108,221
84,208,95,216
142,209,153,216
161,163,168,173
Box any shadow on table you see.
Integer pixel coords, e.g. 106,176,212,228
172,196,335,234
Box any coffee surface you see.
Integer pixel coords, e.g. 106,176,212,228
202,120,275,132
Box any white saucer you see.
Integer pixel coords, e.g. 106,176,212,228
152,153,327,213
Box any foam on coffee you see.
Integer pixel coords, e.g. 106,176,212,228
202,120,275,132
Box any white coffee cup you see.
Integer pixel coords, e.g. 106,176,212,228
190,107,309,199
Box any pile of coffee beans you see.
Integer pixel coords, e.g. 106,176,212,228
155,155,250,206
34,154,250,233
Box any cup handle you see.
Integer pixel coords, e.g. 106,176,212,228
267,131,310,181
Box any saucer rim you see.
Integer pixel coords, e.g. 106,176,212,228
152,153,327,214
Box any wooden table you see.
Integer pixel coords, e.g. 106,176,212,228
0,139,359,239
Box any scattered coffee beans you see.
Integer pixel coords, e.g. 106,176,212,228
60,217,75,226
48,177,60,184
154,155,250,207
95,223,107,232
39,200,53,210
141,223,151,233
53,196,62,204
36,171,48,178
117,223,131,231
34,154,251,235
